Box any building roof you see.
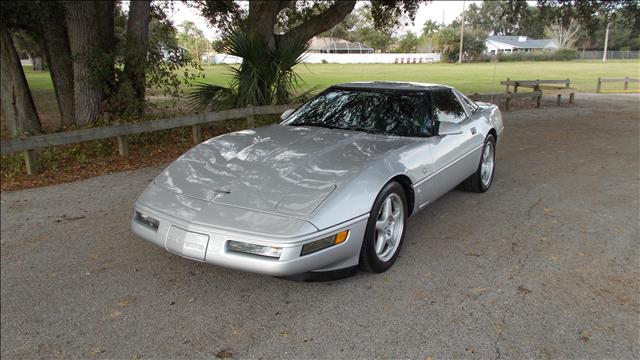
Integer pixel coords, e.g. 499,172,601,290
309,37,374,52
487,36,559,49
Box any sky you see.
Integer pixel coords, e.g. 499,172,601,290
167,1,479,41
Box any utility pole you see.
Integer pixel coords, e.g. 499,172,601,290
458,0,465,63
602,22,610,62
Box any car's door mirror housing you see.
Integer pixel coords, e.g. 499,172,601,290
281,109,295,120
437,121,463,136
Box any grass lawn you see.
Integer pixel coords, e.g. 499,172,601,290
198,60,640,93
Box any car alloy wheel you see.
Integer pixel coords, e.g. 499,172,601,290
480,140,494,188
374,193,405,262
359,181,408,273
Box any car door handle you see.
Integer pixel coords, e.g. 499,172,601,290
470,127,477,135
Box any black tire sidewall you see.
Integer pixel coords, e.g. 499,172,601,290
480,135,496,191
360,181,408,273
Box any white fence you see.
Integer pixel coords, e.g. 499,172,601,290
203,52,441,65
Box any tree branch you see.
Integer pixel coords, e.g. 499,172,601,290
277,1,293,12
282,0,356,43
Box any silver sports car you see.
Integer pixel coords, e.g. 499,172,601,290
132,82,503,280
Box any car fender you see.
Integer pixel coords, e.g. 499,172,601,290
307,145,426,230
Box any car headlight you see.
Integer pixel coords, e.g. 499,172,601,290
300,230,349,256
135,211,159,231
227,240,283,259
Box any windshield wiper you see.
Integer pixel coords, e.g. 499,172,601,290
347,127,381,135
292,123,381,135
292,123,343,130
291,122,326,128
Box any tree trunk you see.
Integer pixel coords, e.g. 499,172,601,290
32,56,44,71
63,1,104,126
94,0,115,96
122,0,151,114
40,11,75,128
246,1,356,53
0,22,42,136
247,2,281,52
239,1,355,103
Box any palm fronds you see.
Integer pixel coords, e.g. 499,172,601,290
188,23,312,112
187,82,238,111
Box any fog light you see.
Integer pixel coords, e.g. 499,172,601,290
135,211,159,230
227,241,282,258
301,230,349,256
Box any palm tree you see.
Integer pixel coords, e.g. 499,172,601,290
188,24,314,111
422,20,441,38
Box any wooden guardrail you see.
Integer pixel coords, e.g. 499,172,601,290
467,91,543,111
1,103,300,175
596,77,640,93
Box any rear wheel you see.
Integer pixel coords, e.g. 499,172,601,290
462,134,496,193
359,181,407,273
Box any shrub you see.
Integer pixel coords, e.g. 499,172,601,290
496,49,578,62
555,48,579,60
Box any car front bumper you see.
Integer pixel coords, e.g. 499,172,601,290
131,203,368,277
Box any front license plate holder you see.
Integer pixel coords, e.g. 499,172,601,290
166,226,210,261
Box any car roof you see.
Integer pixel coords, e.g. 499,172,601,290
331,81,452,91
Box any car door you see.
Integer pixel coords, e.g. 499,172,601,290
415,89,484,208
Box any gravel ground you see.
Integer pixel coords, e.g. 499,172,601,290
1,94,639,359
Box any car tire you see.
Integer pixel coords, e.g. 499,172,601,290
359,181,408,273
462,134,496,193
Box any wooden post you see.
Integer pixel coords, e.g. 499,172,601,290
505,97,512,111
556,94,562,106
624,76,629,90
569,92,575,104
565,78,570,88
505,77,510,92
23,149,39,175
513,81,518,93
191,124,202,144
246,105,255,128
536,94,541,108
596,78,602,93
117,135,129,157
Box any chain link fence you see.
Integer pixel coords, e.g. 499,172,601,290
578,51,640,60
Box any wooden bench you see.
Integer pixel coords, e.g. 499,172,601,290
467,91,543,111
500,78,576,105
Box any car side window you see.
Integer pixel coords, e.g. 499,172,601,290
455,90,479,115
432,90,467,124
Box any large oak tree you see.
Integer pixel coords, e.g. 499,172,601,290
196,1,427,51
0,21,42,136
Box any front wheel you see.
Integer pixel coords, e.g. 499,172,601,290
359,181,407,273
462,134,496,193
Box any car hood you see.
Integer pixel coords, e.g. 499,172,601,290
152,124,416,217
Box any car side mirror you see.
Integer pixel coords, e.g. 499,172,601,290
437,121,463,136
280,109,295,120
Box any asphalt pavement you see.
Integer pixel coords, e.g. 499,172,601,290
1,94,638,359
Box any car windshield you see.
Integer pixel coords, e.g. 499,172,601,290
283,88,431,137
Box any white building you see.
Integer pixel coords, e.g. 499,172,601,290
485,36,560,54
309,37,374,54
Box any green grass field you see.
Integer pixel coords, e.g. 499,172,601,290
23,60,640,124
199,60,640,94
